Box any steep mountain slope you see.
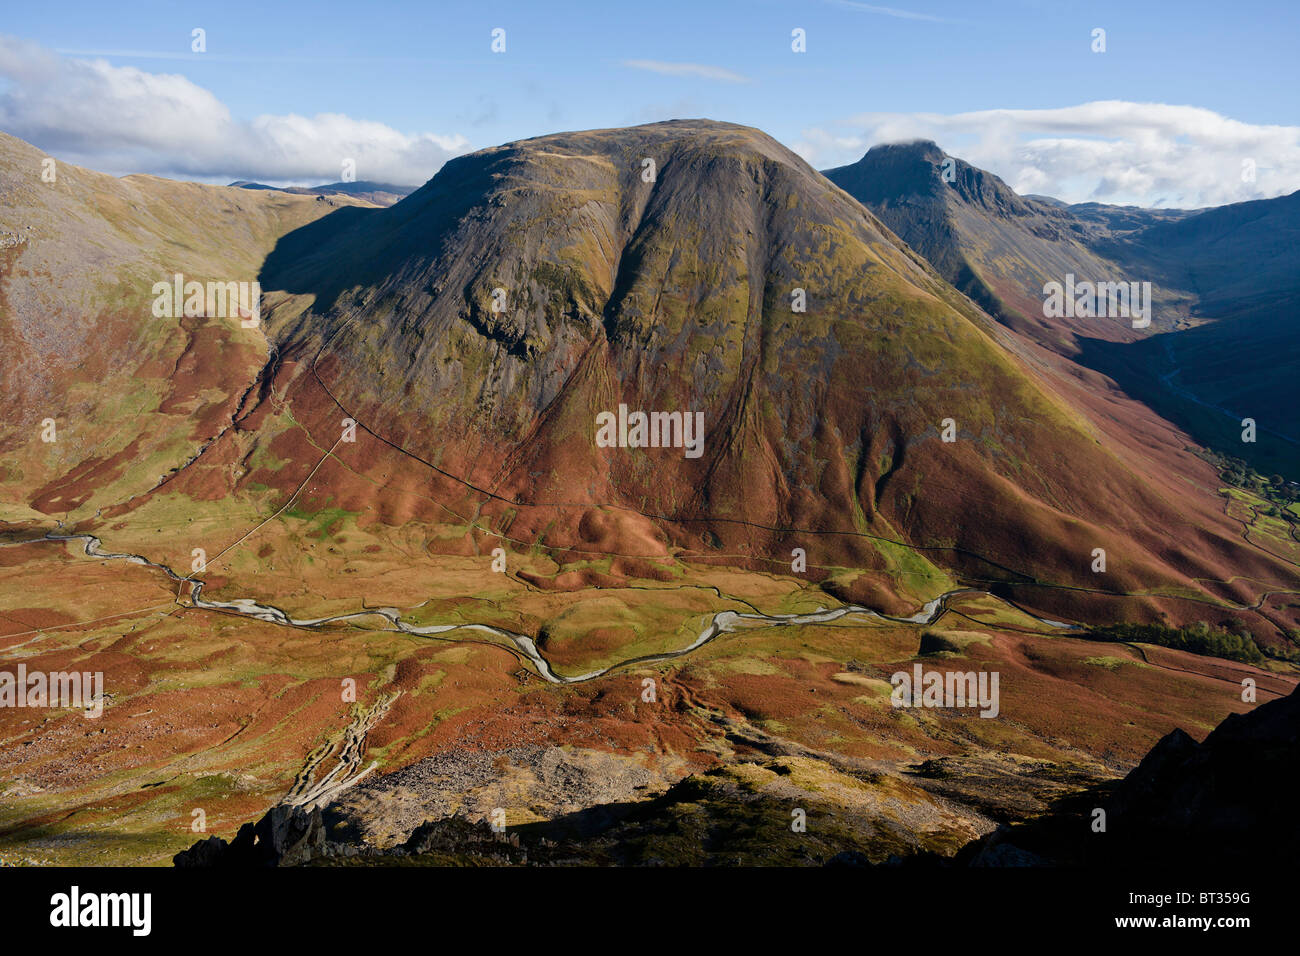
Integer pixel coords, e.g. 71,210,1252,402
252,120,1294,631
0,131,371,519
1107,189,1300,322
822,141,1195,351
826,140,1300,336
1,122,1293,633
1084,192,1300,459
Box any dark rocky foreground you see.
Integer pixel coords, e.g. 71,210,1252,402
174,805,539,867
173,762,937,867
176,684,1298,867
948,682,1300,867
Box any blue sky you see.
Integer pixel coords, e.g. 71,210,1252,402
2,0,1297,205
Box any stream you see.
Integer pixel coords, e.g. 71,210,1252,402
26,532,1076,684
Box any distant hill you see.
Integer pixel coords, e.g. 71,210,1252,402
1106,189,1300,322
1078,191,1300,461
228,179,417,207
0,130,373,518
1066,201,1200,240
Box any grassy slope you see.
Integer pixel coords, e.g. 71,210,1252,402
0,131,374,522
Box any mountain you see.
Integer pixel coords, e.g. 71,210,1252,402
1066,201,1200,240
246,120,1295,635
3,120,1298,871
1097,190,1300,320
826,141,1300,476
2,121,1294,633
823,141,1196,349
1088,191,1300,469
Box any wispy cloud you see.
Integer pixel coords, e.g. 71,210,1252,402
55,49,486,65
0,35,468,185
793,101,1300,207
622,59,751,84
829,1,951,23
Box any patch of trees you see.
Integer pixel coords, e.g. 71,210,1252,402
1210,451,1299,507
1088,621,1267,665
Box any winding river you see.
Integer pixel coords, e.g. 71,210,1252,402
25,532,1076,684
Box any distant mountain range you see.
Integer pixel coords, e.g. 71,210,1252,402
229,179,417,207
826,141,1300,475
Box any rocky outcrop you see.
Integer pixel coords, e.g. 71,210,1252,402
956,684,1300,867
1091,684,1300,866
174,805,529,867
174,805,328,868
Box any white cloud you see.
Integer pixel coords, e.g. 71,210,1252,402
0,35,468,185
796,101,1300,207
622,60,750,84
791,129,870,167
5,36,1295,211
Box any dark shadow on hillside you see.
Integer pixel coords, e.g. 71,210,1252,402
258,204,378,313
1074,322,1300,479
173,683,1299,868
257,149,514,317
920,682,1300,868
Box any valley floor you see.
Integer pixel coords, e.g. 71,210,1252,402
1,511,1294,865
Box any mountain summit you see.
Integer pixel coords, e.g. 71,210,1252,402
824,141,1165,349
